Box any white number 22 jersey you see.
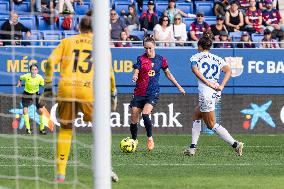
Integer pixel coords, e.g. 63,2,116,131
190,51,227,92
190,51,228,112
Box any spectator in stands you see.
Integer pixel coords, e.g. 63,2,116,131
124,4,140,32
41,0,56,13
153,15,175,47
237,31,256,47
260,28,279,48
110,9,129,41
140,0,159,32
31,0,42,12
214,30,232,48
214,0,230,17
225,1,244,32
164,0,196,24
262,1,284,46
61,10,75,30
188,12,210,47
245,0,265,33
211,15,228,41
114,31,132,47
259,0,277,10
172,13,187,46
136,0,143,12
237,0,250,11
13,0,24,6
57,0,77,14
0,12,31,46
42,6,59,26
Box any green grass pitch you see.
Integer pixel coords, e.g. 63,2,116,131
0,134,284,189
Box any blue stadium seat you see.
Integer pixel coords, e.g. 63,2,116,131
63,30,79,38
229,31,242,42
251,33,264,48
130,30,144,40
195,1,214,16
13,2,30,13
114,1,131,15
176,2,193,14
75,15,84,30
183,17,195,31
19,16,36,30
37,16,58,30
0,2,9,14
58,16,77,31
42,30,62,46
0,15,9,28
74,2,92,15
23,30,41,46
155,2,168,16
205,16,216,26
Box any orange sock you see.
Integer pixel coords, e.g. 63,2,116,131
57,128,72,176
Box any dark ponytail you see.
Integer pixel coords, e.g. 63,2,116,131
197,30,214,50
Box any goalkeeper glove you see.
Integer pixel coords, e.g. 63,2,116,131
39,82,53,106
111,89,117,111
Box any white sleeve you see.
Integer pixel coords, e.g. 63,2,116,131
190,55,198,67
153,24,160,32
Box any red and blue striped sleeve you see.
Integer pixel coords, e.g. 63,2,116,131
162,57,168,70
133,56,141,70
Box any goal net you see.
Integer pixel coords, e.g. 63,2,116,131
0,1,111,188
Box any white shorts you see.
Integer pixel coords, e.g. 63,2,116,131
198,90,221,112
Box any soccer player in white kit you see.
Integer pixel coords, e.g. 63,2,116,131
184,31,244,156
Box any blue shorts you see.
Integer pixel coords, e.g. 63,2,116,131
130,95,159,109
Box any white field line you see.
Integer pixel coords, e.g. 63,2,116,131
0,164,89,167
114,163,284,167
0,163,284,167
0,145,283,149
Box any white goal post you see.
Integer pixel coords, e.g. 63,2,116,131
93,0,112,189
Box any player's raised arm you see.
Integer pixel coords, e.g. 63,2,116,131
163,68,185,95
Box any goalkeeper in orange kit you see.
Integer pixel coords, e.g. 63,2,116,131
43,13,118,182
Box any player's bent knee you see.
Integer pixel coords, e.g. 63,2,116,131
60,123,73,130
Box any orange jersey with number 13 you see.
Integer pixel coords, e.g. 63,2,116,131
45,33,93,102
45,33,116,102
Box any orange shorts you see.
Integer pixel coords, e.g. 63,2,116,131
57,101,93,125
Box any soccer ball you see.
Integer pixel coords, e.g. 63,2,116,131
120,137,137,153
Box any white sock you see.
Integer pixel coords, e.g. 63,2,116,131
191,120,201,146
212,123,235,145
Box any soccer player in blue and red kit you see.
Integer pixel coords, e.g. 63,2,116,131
129,36,185,151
